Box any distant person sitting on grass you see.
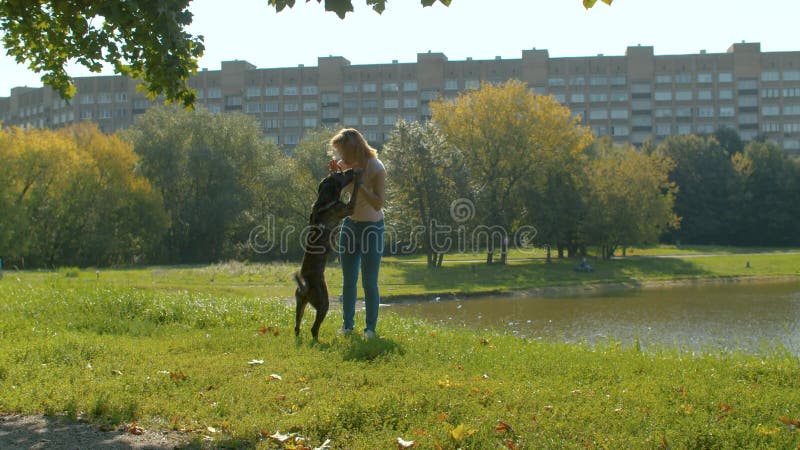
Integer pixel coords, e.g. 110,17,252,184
328,128,386,340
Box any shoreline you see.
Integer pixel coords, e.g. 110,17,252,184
378,274,800,305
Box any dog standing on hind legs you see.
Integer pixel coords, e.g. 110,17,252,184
294,168,361,340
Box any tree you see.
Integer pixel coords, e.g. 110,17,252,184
431,80,592,263
656,135,737,245
713,127,744,154
582,143,679,259
381,120,467,268
125,106,275,263
1,1,609,106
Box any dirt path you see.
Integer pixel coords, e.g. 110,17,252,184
0,415,187,450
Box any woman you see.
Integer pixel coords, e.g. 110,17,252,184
328,128,386,339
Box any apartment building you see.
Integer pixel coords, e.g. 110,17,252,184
2,42,799,152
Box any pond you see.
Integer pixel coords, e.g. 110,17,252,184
388,281,800,354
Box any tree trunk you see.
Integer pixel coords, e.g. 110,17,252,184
436,252,444,268
500,235,508,265
546,244,552,263
557,245,564,259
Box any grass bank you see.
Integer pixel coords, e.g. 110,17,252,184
2,276,800,448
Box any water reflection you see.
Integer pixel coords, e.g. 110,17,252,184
389,281,800,354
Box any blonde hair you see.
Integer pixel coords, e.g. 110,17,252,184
330,128,377,164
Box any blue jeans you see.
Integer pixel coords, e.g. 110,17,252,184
338,217,384,333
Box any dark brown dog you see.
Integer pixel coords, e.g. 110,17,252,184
294,168,361,339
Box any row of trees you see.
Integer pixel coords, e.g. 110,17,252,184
1,81,797,268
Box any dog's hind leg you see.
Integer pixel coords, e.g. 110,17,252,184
295,290,308,337
309,285,330,340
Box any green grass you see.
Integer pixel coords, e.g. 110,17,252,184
2,278,800,448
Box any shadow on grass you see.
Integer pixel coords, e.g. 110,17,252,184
340,337,404,362
387,256,714,296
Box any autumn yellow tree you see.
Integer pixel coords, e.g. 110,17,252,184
431,80,592,261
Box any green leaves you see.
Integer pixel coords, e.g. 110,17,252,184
583,0,613,9
268,0,454,19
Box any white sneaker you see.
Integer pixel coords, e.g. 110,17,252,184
364,330,376,340
337,327,353,336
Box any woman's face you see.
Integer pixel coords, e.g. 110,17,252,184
335,144,356,165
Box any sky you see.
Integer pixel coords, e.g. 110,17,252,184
1,0,799,97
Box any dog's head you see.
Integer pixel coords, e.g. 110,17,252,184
309,169,359,227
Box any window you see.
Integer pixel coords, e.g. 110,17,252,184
97,93,112,104
263,102,279,113
554,94,566,103
207,104,221,113
697,124,714,134
384,99,399,109
196,88,205,99
283,118,299,127
589,93,608,102
785,105,800,115
362,115,379,126
589,109,608,120
465,79,480,90
569,77,585,86
655,74,672,84
719,106,735,117
738,96,757,107
589,76,607,86
343,83,358,93
785,140,800,150
207,88,222,99
343,117,359,126
719,89,734,100
675,73,692,83
610,92,628,102
738,113,758,124
784,71,800,81
696,107,714,117
718,72,733,83
421,90,439,101
403,98,418,109
654,91,673,101
676,107,692,117
783,88,800,98
343,100,358,110
321,93,340,104
761,88,780,98
760,71,780,82
403,81,418,92
245,102,260,113
444,79,459,90
762,105,780,116
80,110,92,120
322,109,339,119
610,76,626,86
631,83,651,94
675,91,692,101
246,86,261,98
656,124,672,135
611,126,629,136
631,99,652,110
631,116,651,126
677,124,692,135
303,102,318,112
697,73,713,83
226,96,242,106
762,122,780,132
697,90,713,100
283,86,298,96
383,115,397,125
265,87,280,96
362,100,378,109
362,83,377,93
263,119,280,129
284,135,300,145
403,114,417,122
302,85,318,95
593,126,607,135
654,108,672,118
570,94,585,103
738,79,757,90
610,109,628,119
304,117,318,128
133,99,150,109
80,95,94,105
382,82,399,92
548,78,565,87
284,103,298,112
784,123,800,133
114,92,128,102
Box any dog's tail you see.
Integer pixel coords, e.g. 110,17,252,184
294,271,309,295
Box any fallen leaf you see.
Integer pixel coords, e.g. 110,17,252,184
269,431,295,442
170,371,187,382
127,421,144,435
111,370,123,376
298,377,308,383
543,405,554,412
275,394,287,402
779,416,800,426
495,420,513,433
436,412,449,422
313,439,332,450
450,424,477,442
248,359,264,365
397,436,416,448
614,407,624,414
504,438,519,450
434,442,444,450
269,373,283,381
719,403,734,412
207,426,219,433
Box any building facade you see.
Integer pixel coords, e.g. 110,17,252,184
2,42,800,152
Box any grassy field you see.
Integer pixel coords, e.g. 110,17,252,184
1,249,800,448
